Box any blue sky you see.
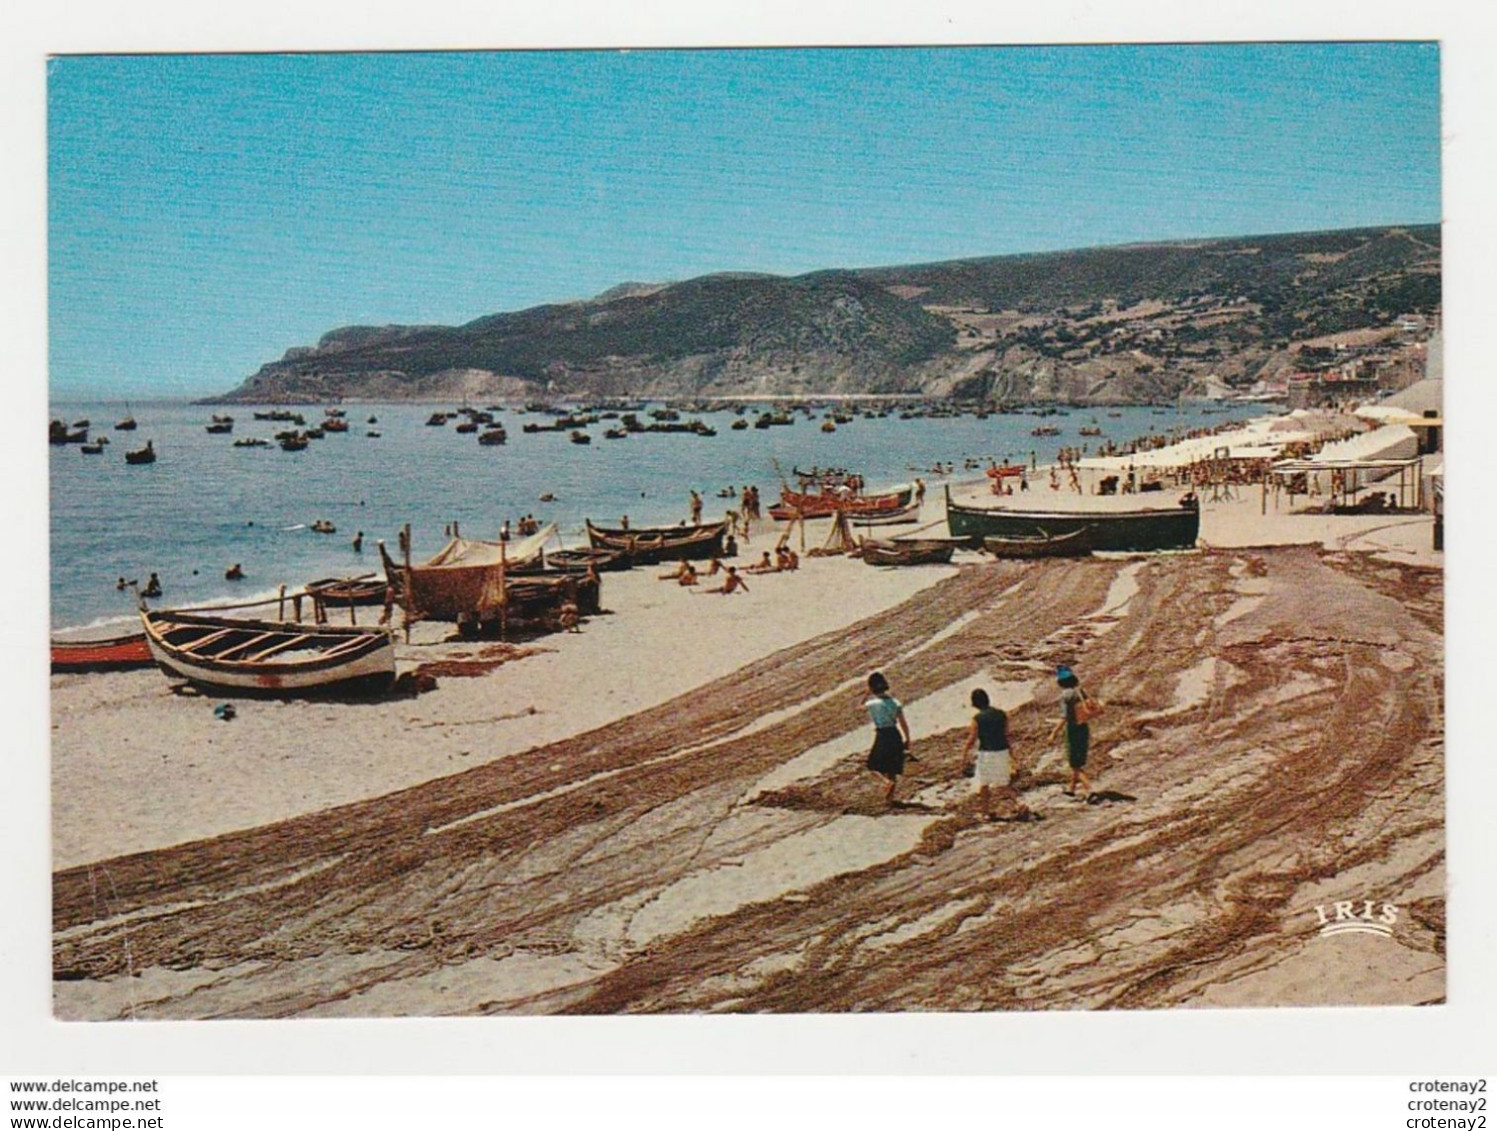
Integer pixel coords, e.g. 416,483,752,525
48,43,1441,397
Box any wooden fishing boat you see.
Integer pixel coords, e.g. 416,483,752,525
305,576,388,606
115,414,138,431
124,440,156,464
140,610,395,695
477,427,507,445
860,538,960,567
50,420,89,445
51,631,153,672
379,523,554,621
205,421,233,434
843,501,922,527
767,482,914,521
80,442,105,455
279,434,309,451
511,547,626,575
585,519,728,564
322,417,349,433
944,485,1199,552
983,528,1092,559
506,571,603,621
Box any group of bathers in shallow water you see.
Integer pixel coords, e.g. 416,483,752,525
862,664,1100,820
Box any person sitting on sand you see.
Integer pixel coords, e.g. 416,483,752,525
695,565,748,595
677,562,699,587
659,560,694,582
784,548,799,571
558,597,581,633
704,556,723,577
747,551,777,574
960,688,1032,822
724,534,738,558
775,546,792,571
1048,665,1095,800
864,671,913,806
225,563,244,581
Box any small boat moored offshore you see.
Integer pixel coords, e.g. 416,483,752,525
124,440,157,464
944,485,1200,552
140,609,396,695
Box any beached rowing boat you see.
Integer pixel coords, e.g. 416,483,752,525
944,485,1199,552
51,631,153,673
844,502,922,527
860,538,960,567
305,576,389,607
768,481,913,521
511,547,626,575
140,610,395,694
585,519,728,564
379,524,553,621
983,528,1092,559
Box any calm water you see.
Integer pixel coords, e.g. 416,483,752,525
48,398,1270,630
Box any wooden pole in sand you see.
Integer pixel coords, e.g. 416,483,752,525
277,584,286,622
402,523,413,645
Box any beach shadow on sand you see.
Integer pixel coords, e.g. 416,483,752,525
1085,789,1137,805
750,783,940,817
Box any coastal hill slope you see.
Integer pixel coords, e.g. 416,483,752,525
211,224,1440,405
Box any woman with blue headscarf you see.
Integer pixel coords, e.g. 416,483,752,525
1049,665,1094,799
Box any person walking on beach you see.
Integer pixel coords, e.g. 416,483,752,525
864,671,912,806
960,688,1032,822
1049,665,1095,799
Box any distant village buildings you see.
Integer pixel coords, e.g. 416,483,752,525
1281,315,1439,410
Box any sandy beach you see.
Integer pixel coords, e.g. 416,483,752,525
49,440,1445,1019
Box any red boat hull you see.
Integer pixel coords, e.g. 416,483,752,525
51,633,153,672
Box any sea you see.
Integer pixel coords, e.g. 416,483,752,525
48,398,1273,631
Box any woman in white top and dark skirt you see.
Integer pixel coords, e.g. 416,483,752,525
864,671,912,805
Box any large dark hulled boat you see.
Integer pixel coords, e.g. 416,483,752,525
943,485,1199,552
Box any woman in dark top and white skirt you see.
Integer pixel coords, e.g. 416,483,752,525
960,687,1033,821
864,671,912,805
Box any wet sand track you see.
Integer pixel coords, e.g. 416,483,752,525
54,547,1444,1017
